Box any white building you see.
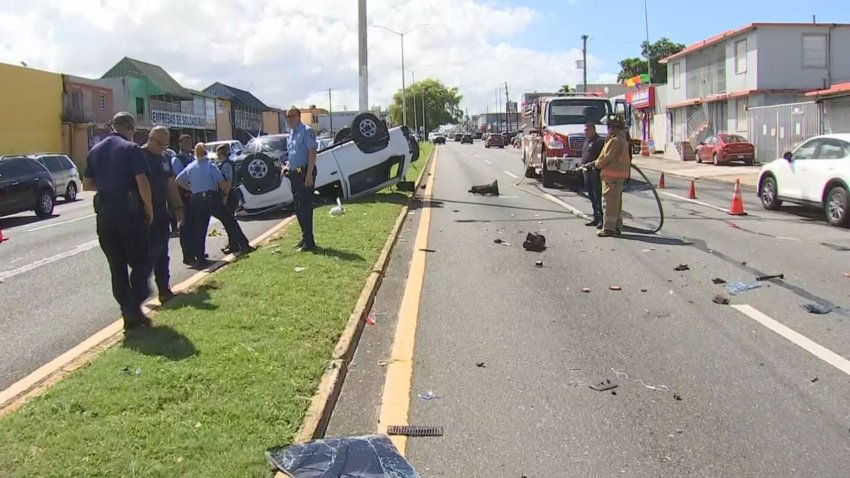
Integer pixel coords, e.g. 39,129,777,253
659,22,850,160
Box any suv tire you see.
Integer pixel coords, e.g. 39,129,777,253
35,189,54,218
825,186,849,227
239,153,280,195
759,175,782,210
351,113,388,148
407,135,421,163
65,182,77,202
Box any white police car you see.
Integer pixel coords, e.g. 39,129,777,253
234,113,420,216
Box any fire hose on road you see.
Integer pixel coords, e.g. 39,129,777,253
514,162,665,234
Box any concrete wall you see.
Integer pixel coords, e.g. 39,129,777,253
726,30,759,93
757,25,850,90
262,111,280,134
216,99,233,140
0,62,63,155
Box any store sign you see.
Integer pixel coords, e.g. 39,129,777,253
626,87,655,109
151,110,209,129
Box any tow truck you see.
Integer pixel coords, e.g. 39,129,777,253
520,92,631,188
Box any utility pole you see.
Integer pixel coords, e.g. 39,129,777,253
358,0,368,113
411,70,418,134
504,81,510,133
421,87,426,136
328,88,333,134
581,34,589,93
643,0,652,85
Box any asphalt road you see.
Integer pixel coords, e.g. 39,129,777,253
0,192,287,390
329,140,850,477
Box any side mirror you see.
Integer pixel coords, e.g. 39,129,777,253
783,152,793,161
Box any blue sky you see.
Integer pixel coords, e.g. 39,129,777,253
499,0,849,81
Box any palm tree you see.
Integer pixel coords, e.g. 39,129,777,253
558,84,576,93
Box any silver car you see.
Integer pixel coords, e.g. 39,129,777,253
33,153,81,202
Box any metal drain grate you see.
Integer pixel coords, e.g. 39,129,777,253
386,425,444,437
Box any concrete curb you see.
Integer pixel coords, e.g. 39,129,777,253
290,148,436,447
0,215,295,416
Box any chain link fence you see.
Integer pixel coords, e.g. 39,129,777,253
747,102,822,163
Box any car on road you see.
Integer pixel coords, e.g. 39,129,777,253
485,133,505,148
757,133,850,227
454,133,463,142
460,133,473,144
233,113,420,216
433,135,446,144
472,131,483,139
31,153,80,202
0,155,56,219
697,134,755,166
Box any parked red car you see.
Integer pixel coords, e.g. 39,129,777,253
696,134,755,166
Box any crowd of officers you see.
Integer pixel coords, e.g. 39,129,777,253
83,111,252,330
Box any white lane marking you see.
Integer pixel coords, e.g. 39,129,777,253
25,214,96,232
503,170,519,179
483,159,492,165
661,191,730,213
732,304,850,377
0,240,100,281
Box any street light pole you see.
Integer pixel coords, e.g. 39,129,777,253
372,23,429,127
410,70,417,134
643,0,652,85
358,0,368,113
328,88,333,134
581,34,589,92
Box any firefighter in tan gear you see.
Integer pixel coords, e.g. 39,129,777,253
591,114,631,237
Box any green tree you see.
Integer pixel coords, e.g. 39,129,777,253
389,78,463,132
617,37,686,83
558,84,576,93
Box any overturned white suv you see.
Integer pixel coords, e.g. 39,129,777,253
234,113,421,215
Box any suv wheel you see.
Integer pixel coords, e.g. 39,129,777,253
35,190,54,218
239,153,280,195
759,175,781,210
351,113,388,147
712,153,719,166
825,186,849,227
65,182,77,202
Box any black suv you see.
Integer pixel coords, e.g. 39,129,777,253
0,155,57,219
461,133,473,144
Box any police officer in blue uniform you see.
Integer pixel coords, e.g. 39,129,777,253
284,106,318,252
83,112,154,330
175,143,229,268
140,126,184,303
172,134,196,264
212,143,253,255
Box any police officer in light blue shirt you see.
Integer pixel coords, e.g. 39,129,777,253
175,143,229,268
284,106,318,252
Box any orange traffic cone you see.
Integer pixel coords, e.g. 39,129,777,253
688,180,697,199
728,178,746,216
0,229,6,243
658,173,666,189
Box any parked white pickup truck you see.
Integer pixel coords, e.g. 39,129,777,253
234,113,420,215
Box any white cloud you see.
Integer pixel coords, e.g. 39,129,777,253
0,0,619,116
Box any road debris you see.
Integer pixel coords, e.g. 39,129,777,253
418,391,441,401
611,368,670,392
208,228,221,237
266,435,420,477
642,248,656,252
756,273,784,281
476,362,486,368
294,267,306,273
365,313,376,325
640,288,648,293
589,379,618,392
673,393,683,401
801,303,832,315
811,377,819,383
726,282,762,295
674,264,690,271
121,366,141,376
523,232,546,252
609,285,622,291
582,288,591,293
419,248,436,253
468,180,500,196
712,294,731,305
712,277,727,285
387,425,444,437
535,260,544,268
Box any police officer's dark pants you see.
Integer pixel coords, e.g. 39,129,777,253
583,168,603,221
290,171,315,248
178,191,194,262
210,193,249,251
96,202,149,321
189,194,213,261
139,212,171,299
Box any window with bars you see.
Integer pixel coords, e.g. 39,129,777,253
672,62,681,89
735,39,747,74
98,93,106,110
736,98,748,132
802,34,827,68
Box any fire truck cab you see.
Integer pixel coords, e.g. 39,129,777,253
521,92,631,188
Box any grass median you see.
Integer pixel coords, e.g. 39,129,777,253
0,143,433,478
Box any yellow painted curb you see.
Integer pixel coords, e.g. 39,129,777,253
288,148,437,453
0,215,295,416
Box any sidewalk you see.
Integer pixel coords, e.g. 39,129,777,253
633,155,760,188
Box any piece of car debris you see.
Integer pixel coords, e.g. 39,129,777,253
419,248,436,253
712,277,727,285
712,294,730,305
294,267,306,273
386,425,444,437
582,288,591,293
535,260,543,268
476,362,486,368
673,393,683,401
811,377,819,383
640,288,648,293
756,273,784,281
589,380,618,392
801,303,832,315
609,285,622,291
523,232,546,252
494,238,503,244
468,180,500,196
674,264,690,271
